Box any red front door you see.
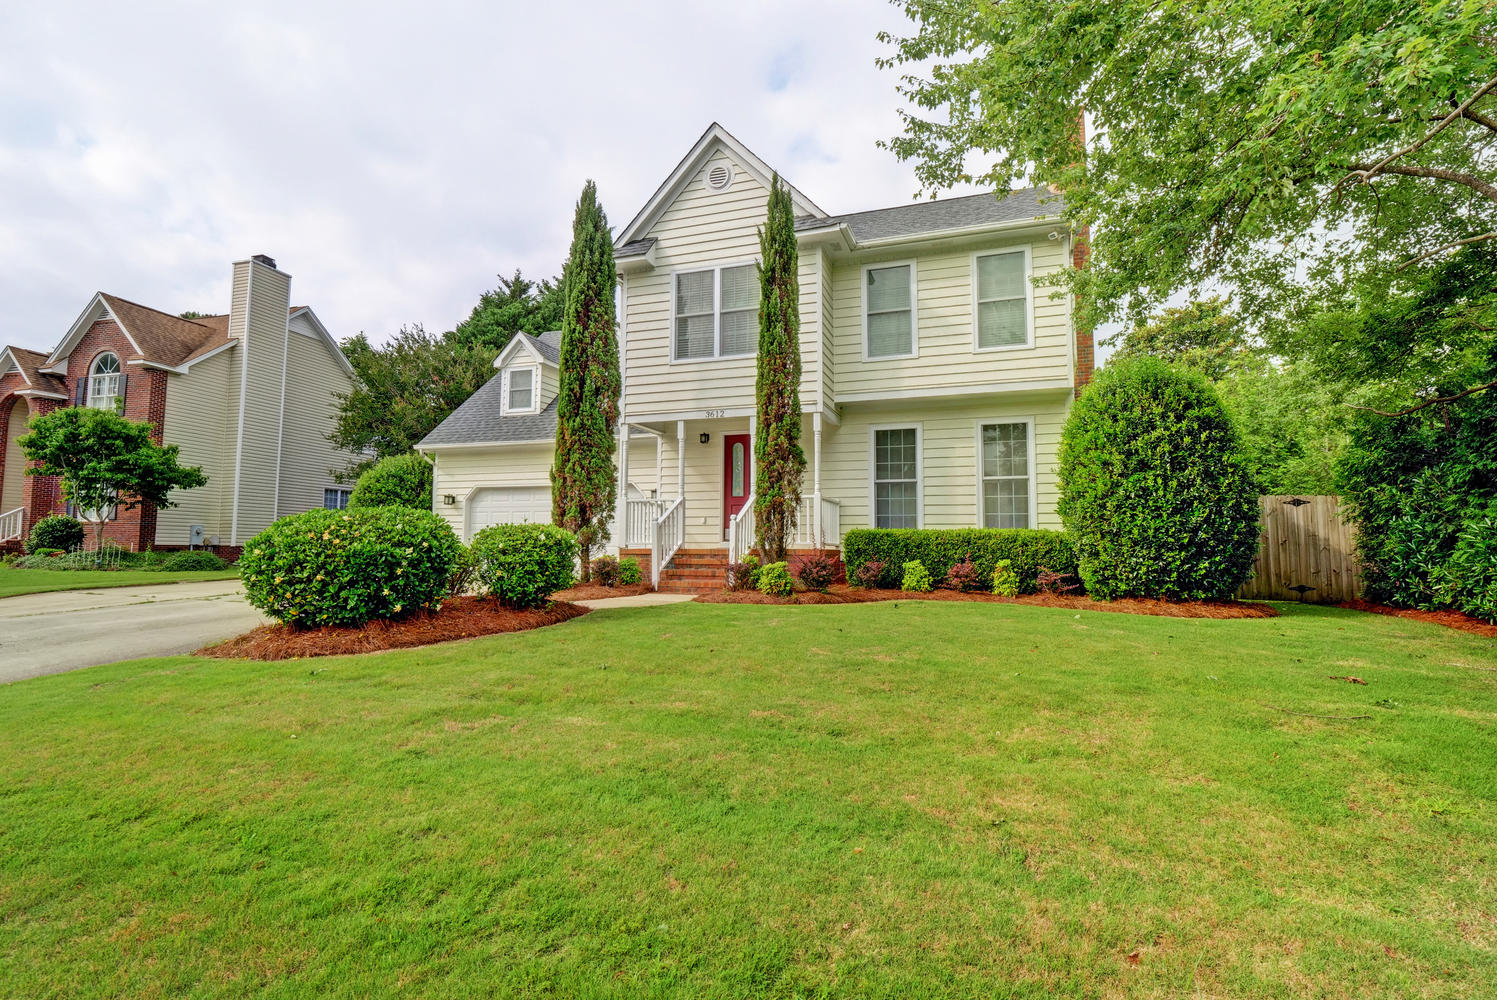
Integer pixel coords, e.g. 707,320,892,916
722,433,751,539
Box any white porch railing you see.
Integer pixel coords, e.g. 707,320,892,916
819,495,841,548
0,507,23,542
624,498,670,548
728,492,756,565
650,497,685,587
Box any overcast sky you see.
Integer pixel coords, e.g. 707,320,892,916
0,1,1017,355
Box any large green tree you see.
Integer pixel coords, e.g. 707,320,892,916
19,407,207,552
881,2,1497,392
550,181,620,581
332,325,496,475
451,270,564,353
753,175,807,562
1105,296,1248,382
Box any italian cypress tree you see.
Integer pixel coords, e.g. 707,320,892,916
753,175,806,562
551,180,620,580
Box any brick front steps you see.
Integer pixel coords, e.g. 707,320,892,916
619,547,846,595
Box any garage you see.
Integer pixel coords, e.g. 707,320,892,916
465,485,552,540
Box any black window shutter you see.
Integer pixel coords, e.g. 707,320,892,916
75,373,87,406
118,372,128,412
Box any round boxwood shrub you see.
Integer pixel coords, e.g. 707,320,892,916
471,522,577,608
27,515,84,554
618,556,643,586
240,507,462,628
757,561,794,597
160,550,228,572
347,453,433,511
1057,355,1259,600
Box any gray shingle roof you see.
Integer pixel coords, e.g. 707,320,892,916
419,381,558,448
795,188,1062,244
616,237,657,259
529,330,561,364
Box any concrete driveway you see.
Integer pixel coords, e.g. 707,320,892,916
0,580,267,684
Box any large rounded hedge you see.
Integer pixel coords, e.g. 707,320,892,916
240,507,462,628
27,514,84,554
471,522,577,608
1057,356,1259,600
348,453,433,511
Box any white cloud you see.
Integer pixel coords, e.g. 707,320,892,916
0,1,985,352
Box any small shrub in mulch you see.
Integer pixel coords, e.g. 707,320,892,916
198,596,588,661
1337,599,1497,638
696,584,1278,620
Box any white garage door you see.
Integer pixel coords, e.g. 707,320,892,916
466,486,552,540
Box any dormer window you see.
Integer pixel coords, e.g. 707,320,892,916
87,353,121,410
504,366,537,414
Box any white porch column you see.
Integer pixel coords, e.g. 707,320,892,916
812,411,823,544
616,422,630,547
655,434,662,499
676,420,685,499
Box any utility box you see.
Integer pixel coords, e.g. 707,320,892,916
189,525,204,549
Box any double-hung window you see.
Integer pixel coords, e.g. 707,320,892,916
978,421,1032,528
504,367,536,413
973,249,1030,349
864,263,916,358
323,487,351,510
673,263,758,360
872,426,920,529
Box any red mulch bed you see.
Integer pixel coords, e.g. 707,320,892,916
696,584,1277,619
197,596,589,661
551,582,654,601
1338,599,1497,638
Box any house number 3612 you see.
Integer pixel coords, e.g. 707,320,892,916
704,409,726,419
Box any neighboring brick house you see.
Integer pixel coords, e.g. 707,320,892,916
0,255,356,555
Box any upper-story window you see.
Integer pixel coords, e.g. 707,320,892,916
973,248,1030,350
673,263,758,361
863,262,917,359
87,353,121,410
504,366,537,413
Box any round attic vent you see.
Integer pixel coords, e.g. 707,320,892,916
705,163,733,191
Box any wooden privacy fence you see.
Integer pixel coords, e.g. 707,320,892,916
1237,495,1362,603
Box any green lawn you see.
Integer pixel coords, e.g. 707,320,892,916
1,602,1494,998
0,565,240,598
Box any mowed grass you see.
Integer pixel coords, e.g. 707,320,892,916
0,565,239,598
1,602,1495,998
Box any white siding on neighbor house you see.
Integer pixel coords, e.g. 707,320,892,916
230,259,291,544
828,235,1073,400
819,392,1072,536
622,149,821,419
276,329,355,519
155,348,235,547
430,436,660,544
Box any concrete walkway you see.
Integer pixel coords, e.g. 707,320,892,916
573,592,697,610
0,580,267,684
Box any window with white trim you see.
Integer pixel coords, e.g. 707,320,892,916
323,487,351,510
979,421,1031,528
504,367,536,413
864,263,915,358
673,263,759,360
88,352,121,410
873,427,919,529
974,250,1029,349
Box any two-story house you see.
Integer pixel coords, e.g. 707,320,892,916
0,254,356,555
419,124,1091,589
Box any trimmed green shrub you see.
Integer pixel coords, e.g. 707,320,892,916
240,507,461,628
1058,356,1259,600
991,559,1019,597
900,560,932,592
591,555,620,587
471,522,577,608
160,550,227,572
446,545,478,597
843,528,1077,594
348,453,433,511
795,552,838,593
757,561,794,597
1445,500,1497,622
618,556,642,586
27,515,84,554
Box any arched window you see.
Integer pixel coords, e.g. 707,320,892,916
88,353,121,410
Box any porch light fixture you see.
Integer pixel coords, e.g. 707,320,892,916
442,494,456,506
699,432,711,445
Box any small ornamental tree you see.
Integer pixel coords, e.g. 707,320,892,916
348,452,433,510
753,174,806,562
19,407,207,553
1057,356,1259,600
550,180,621,582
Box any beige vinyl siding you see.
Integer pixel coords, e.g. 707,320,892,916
430,436,659,544
155,348,234,546
276,331,355,518
819,247,834,410
3,401,29,513
537,362,558,410
819,393,1072,535
622,150,820,419
829,236,1072,399
230,261,291,543
217,347,243,539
